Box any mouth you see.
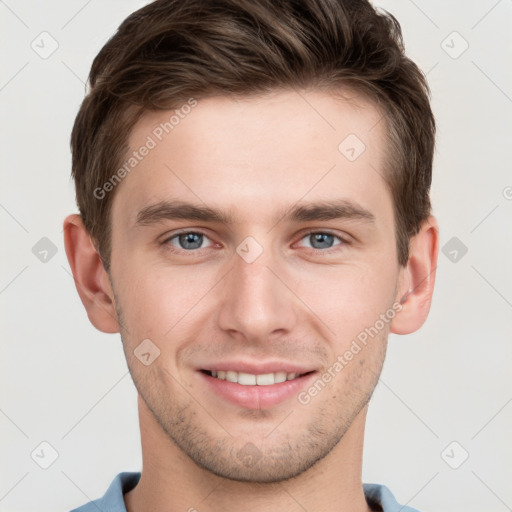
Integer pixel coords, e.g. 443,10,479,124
201,369,313,386
198,367,318,409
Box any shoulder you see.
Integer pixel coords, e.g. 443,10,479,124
69,472,141,512
363,483,422,512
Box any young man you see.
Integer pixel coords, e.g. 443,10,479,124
64,0,439,510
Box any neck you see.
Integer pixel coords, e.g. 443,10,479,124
124,396,374,512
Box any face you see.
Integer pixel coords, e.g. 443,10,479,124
107,89,405,482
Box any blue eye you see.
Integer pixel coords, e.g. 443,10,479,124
166,232,213,251
162,230,347,255
300,231,345,251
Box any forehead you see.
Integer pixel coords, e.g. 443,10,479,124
111,88,390,229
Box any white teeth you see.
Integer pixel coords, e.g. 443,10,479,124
209,370,303,385
274,371,287,383
256,373,274,386
226,370,238,383
238,372,257,385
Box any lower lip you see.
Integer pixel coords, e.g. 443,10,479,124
199,371,317,409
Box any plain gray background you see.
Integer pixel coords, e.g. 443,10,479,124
1,1,511,511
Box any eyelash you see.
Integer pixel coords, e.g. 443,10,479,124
161,230,350,255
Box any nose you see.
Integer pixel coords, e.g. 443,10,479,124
216,240,297,343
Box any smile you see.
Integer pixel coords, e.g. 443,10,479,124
199,368,317,409
204,370,308,386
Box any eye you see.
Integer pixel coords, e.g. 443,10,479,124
163,231,214,252
161,230,349,255
298,231,348,251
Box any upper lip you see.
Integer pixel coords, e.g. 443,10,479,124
198,360,316,375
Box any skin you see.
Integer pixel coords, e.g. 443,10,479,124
64,88,439,512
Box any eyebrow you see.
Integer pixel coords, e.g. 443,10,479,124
134,199,376,227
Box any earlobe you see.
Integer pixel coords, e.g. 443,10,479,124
390,216,439,335
63,214,120,334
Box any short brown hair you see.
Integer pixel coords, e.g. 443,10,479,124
70,0,435,271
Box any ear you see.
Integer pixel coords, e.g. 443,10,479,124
390,216,439,335
63,214,120,333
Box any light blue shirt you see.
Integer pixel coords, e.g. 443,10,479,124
70,471,421,512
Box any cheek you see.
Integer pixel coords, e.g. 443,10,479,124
114,260,217,342
292,262,398,342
